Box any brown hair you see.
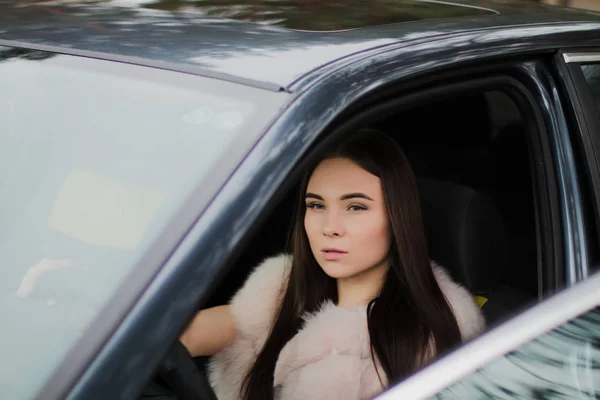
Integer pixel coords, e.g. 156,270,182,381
242,129,461,399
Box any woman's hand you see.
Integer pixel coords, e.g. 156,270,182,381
180,305,236,357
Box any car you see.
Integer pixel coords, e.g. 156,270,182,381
1,0,600,399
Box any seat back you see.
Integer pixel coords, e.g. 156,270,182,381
417,178,534,325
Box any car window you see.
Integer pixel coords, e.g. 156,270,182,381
0,47,283,399
432,307,600,399
581,64,600,112
140,0,494,32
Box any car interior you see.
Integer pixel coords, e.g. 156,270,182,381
203,90,539,322
145,88,543,399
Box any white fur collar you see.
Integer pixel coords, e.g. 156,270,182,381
208,254,485,400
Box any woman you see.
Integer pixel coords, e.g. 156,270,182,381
181,129,485,400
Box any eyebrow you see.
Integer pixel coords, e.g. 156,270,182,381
305,192,374,201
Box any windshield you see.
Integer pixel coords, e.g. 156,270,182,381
0,46,283,398
139,0,495,31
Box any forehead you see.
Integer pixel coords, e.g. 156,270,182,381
307,158,381,195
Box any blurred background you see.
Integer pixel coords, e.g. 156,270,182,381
114,0,600,15
540,0,599,11
76,0,600,13
19,0,600,14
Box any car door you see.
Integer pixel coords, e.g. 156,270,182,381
376,270,600,399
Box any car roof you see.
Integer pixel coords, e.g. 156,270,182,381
1,0,600,91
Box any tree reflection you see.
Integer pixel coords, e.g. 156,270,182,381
141,0,492,31
0,47,56,62
0,0,496,72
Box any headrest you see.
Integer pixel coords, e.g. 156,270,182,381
417,178,507,292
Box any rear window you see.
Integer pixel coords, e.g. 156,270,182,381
144,0,496,32
0,46,282,399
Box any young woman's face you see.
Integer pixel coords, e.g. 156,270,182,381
304,157,391,280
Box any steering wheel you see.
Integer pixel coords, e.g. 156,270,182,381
141,340,218,400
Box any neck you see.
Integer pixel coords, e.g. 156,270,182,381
336,261,389,309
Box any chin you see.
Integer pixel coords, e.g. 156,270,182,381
318,260,359,279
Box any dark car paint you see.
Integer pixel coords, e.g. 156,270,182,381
1,1,600,91
520,60,589,287
289,21,600,92
0,1,598,399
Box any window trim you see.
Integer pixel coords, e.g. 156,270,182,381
556,51,600,273
521,58,590,287
377,270,600,400
0,39,285,92
563,52,600,64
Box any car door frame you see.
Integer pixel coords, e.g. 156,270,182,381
555,51,600,270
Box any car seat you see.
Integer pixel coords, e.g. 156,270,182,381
417,178,535,326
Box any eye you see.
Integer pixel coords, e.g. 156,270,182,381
306,202,325,210
348,204,367,212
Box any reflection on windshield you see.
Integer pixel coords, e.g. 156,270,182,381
15,0,496,31
48,168,167,250
145,0,495,31
0,46,56,61
0,48,282,399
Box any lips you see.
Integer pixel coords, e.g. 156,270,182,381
321,248,348,261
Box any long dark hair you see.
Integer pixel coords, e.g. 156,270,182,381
241,129,461,399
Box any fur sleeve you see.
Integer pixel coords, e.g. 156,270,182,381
208,254,292,399
229,253,292,347
432,262,486,340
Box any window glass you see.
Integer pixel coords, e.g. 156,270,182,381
434,307,600,399
141,0,494,32
579,63,600,275
0,47,283,399
582,64,600,112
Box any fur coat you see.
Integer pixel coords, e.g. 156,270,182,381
208,255,485,400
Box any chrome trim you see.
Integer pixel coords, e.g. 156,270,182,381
547,72,590,284
0,39,285,92
563,52,600,64
377,271,600,400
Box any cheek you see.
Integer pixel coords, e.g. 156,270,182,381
352,213,390,252
304,212,318,243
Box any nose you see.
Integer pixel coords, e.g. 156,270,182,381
323,211,344,238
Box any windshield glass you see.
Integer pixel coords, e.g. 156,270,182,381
140,0,495,31
0,46,283,398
